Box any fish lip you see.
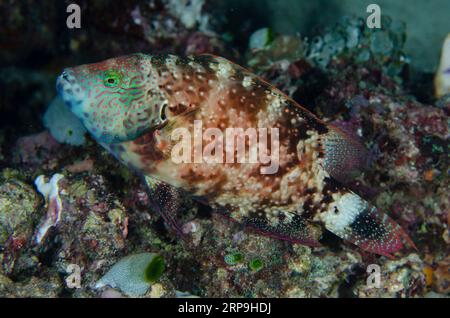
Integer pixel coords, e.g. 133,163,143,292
56,69,74,94
55,75,65,96
56,69,84,109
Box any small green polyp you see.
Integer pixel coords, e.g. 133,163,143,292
144,255,165,283
224,252,244,266
248,258,264,272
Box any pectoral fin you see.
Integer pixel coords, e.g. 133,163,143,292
322,126,369,183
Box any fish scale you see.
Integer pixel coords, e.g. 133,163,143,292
56,53,416,258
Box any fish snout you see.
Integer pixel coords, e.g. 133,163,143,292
56,69,75,90
56,69,85,109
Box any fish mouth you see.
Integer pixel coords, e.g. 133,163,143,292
56,69,85,110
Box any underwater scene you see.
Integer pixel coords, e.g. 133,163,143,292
0,0,448,299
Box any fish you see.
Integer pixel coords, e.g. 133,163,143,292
56,53,416,258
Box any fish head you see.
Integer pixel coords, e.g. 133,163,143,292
56,53,165,144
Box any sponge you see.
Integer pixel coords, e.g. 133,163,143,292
43,97,86,146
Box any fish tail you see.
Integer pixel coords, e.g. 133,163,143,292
321,191,416,258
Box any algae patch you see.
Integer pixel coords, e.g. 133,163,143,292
95,252,165,297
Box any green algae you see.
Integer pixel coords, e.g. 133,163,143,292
224,252,244,266
144,255,165,283
248,258,264,272
249,28,274,50
96,252,165,297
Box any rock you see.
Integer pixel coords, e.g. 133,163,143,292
355,254,426,297
433,257,450,294
0,178,39,248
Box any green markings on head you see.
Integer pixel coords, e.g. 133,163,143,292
60,54,164,145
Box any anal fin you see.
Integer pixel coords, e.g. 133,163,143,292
243,212,323,247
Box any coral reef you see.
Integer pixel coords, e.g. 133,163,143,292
0,174,40,276
0,1,448,299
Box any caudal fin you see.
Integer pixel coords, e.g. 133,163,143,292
320,191,416,258
346,206,417,258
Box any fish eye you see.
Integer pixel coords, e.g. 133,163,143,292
104,70,122,88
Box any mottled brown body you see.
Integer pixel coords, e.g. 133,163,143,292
59,53,415,256
109,55,355,244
